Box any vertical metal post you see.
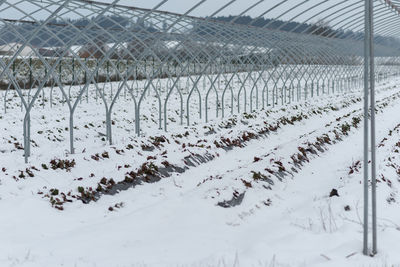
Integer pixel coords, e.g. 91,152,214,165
29,58,32,87
363,0,370,256
369,0,377,255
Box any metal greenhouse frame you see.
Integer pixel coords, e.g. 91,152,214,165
1,0,400,256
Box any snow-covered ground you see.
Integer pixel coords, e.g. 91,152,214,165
0,75,400,267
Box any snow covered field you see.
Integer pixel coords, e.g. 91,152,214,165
1,75,400,267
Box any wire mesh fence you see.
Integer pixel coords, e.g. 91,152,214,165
1,0,400,167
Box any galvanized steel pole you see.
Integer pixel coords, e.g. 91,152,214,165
369,0,377,255
364,0,377,256
363,0,370,256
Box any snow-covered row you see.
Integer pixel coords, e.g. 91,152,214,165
1,76,400,266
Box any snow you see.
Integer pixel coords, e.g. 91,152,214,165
0,74,400,267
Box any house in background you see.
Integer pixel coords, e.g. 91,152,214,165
38,47,71,57
0,42,36,57
78,38,110,59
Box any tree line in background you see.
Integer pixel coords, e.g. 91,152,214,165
199,15,400,49
0,14,399,52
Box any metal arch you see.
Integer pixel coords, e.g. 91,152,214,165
21,0,120,157
325,5,386,38
343,5,397,33
1,0,74,162
136,0,208,135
